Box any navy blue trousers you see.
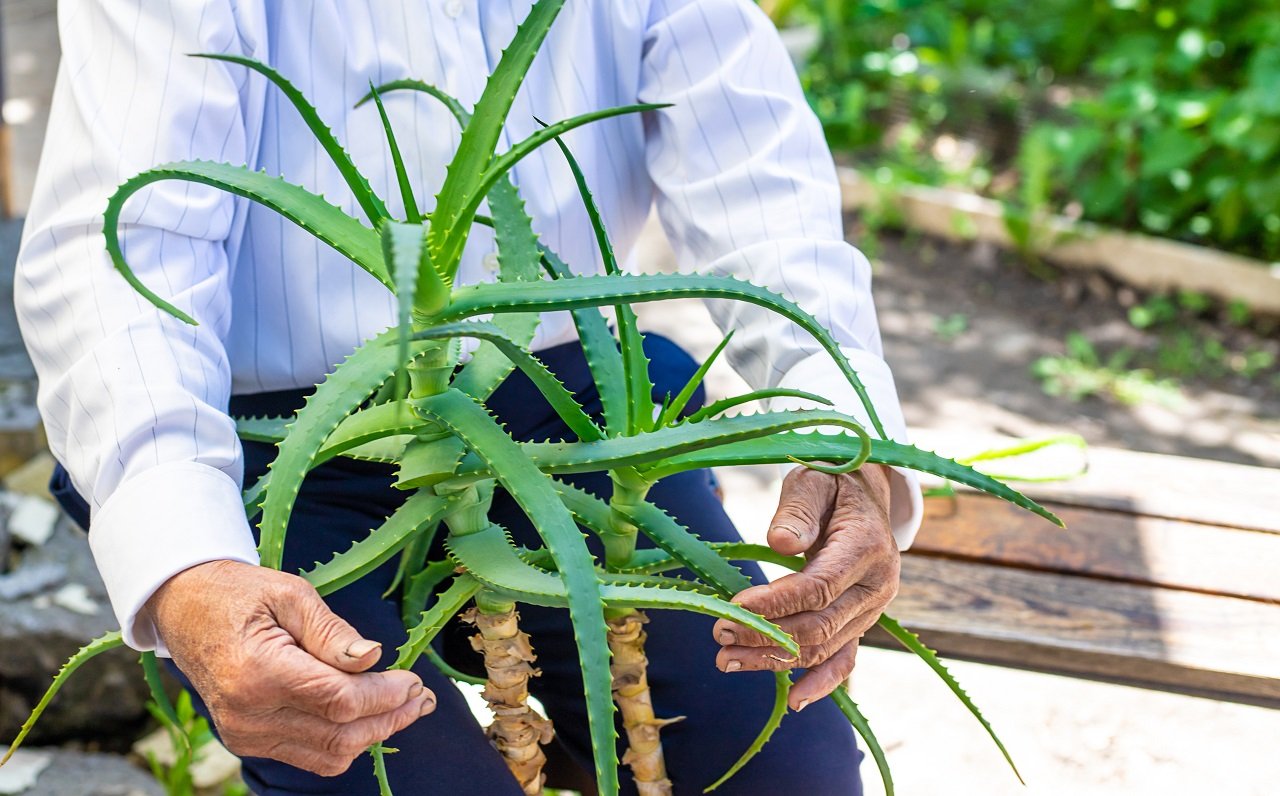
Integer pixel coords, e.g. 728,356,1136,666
55,335,862,795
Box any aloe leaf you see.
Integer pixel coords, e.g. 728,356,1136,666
383,518,441,599
2,631,125,766
140,651,189,756
830,688,894,796
401,559,460,629
437,272,887,437
440,104,664,276
425,647,486,686
683,388,834,425
647,436,1064,527
193,53,388,224
704,672,791,792
383,222,425,398
302,491,453,596
106,163,388,323
258,330,434,570
450,177,543,402
412,321,601,442
360,79,470,125
544,125,654,435
445,524,795,654
372,744,394,796
539,245,628,437
660,331,732,427
415,389,619,794
317,401,427,463
367,83,421,223
451,410,870,483
395,573,482,670
877,615,1023,784
429,0,567,272
555,482,751,596
235,415,290,444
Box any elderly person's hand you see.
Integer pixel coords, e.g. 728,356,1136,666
146,561,436,776
713,464,900,711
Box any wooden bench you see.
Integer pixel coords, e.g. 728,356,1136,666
864,441,1280,708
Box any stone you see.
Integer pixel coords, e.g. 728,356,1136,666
2,454,54,501
0,516,152,747
50,583,98,616
0,749,162,796
0,561,66,601
0,750,51,795
6,497,57,547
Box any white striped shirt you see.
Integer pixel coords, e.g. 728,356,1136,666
15,0,920,651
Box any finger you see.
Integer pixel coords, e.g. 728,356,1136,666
271,645,426,723
270,579,384,673
714,583,890,648
251,740,362,778
716,606,878,672
767,468,836,556
239,690,435,760
790,639,860,711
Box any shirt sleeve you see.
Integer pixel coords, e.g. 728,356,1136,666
14,0,265,652
638,0,922,548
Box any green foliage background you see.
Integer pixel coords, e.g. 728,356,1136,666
776,0,1280,260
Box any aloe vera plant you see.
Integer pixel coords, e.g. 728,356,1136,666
2,2,1064,794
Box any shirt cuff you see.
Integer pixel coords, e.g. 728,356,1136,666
771,349,924,550
88,461,260,654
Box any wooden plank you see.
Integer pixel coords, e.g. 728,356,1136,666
911,430,1280,534
915,493,1280,603
867,557,1280,708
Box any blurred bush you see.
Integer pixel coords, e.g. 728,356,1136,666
770,0,1280,259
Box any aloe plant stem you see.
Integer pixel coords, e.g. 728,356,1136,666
604,474,677,794
468,591,554,796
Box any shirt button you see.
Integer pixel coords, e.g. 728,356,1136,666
482,252,501,273
444,0,464,19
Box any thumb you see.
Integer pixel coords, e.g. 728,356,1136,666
272,579,383,673
768,468,836,556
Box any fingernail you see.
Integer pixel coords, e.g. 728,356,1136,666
419,693,436,716
408,682,424,700
779,524,803,540
795,698,811,712
345,639,381,659
718,628,737,645
725,660,742,672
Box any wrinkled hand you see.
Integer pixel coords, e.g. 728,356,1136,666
714,464,900,711
146,560,435,776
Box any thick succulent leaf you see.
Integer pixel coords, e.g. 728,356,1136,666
443,410,870,484
106,162,387,323
450,177,544,402
361,79,471,125
395,574,481,670
539,245,628,438
647,436,1064,527
235,415,290,444
446,524,795,654
830,688,894,796
395,435,468,490
441,104,664,276
383,222,425,397
704,672,791,792
429,0,567,273
683,388,833,425
439,272,888,438
545,128,653,435
401,559,464,629
367,83,421,222
414,388,619,794
383,517,441,599
258,330,434,569
660,331,732,427
413,321,601,441
555,482,751,596
317,401,428,463
302,490,453,596
194,53,388,224
877,615,1023,784
2,631,125,766
140,651,189,756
